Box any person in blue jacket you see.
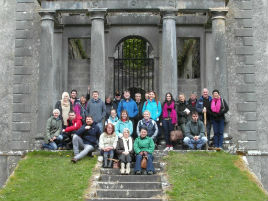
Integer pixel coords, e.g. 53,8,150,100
142,91,162,122
117,90,138,121
115,110,133,138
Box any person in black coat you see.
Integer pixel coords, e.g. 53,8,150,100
175,93,190,135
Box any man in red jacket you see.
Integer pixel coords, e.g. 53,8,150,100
61,111,83,149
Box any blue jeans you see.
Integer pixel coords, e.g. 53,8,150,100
162,119,174,146
212,119,225,148
102,150,114,159
183,136,208,149
42,135,63,150
134,153,155,172
97,122,103,133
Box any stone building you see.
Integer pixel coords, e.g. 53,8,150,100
0,0,268,191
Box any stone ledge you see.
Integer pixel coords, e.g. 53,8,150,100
236,65,255,74
235,28,253,37
234,10,253,19
235,46,254,55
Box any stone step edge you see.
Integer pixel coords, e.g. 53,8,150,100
97,189,161,192
97,181,162,184
86,198,162,201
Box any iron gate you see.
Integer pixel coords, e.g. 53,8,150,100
114,37,154,96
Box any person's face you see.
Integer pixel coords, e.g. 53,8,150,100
140,129,147,138
92,92,99,100
69,113,76,120
53,111,60,118
86,117,93,125
123,130,130,138
106,97,111,103
145,93,149,100
80,96,86,104
179,95,185,102
63,94,69,101
143,111,150,120
121,112,127,120
203,89,209,99
106,124,113,134
213,92,220,99
192,114,198,122
71,91,77,99
111,110,117,118
166,94,171,101
115,94,121,100
135,94,141,102
124,92,130,99
190,94,197,101
149,92,155,100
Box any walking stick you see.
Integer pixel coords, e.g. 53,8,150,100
204,111,208,150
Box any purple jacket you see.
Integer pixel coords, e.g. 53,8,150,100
162,101,177,124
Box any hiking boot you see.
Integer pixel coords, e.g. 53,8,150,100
103,156,108,168
120,163,125,175
163,147,169,152
108,159,113,168
169,147,174,151
147,171,154,175
135,171,141,175
143,171,147,175
215,147,222,151
71,158,77,163
125,163,131,175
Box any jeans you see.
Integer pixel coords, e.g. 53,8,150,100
72,134,94,160
134,153,155,172
119,154,132,163
97,122,103,133
183,136,208,149
102,150,114,159
212,119,225,148
162,119,174,146
42,135,63,150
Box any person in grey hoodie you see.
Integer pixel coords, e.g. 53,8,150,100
86,91,106,133
183,111,208,150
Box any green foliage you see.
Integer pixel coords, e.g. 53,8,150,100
164,152,268,201
74,39,88,59
0,151,97,201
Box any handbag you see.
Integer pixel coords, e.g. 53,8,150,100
170,126,183,142
141,156,147,169
110,159,120,169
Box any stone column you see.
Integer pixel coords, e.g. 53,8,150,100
160,9,178,100
37,10,56,136
210,8,229,101
89,8,107,100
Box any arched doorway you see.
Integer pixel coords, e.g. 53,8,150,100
114,36,154,99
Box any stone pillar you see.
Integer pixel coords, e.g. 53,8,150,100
160,9,178,100
89,8,107,100
210,8,229,101
37,10,56,136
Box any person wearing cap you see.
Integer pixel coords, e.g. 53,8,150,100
209,89,229,150
112,90,122,111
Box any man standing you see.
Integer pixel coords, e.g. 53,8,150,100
133,93,144,139
117,90,138,121
183,111,207,150
86,91,106,133
70,89,80,110
112,90,121,111
196,88,212,146
71,116,101,163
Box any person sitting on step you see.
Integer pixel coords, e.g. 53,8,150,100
116,128,133,175
134,127,155,175
183,111,208,150
71,116,101,163
99,123,118,168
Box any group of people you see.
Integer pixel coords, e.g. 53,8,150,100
43,87,229,174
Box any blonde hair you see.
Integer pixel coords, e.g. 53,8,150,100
61,92,70,101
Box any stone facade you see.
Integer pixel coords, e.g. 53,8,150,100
0,0,268,191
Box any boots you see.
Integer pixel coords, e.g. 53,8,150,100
103,156,108,168
125,163,131,175
120,163,125,174
108,158,113,168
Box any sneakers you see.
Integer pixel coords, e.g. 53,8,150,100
169,147,174,151
135,171,141,175
147,171,154,175
163,147,170,151
71,158,77,163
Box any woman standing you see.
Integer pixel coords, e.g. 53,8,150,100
116,128,133,174
99,123,118,168
210,89,229,150
74,95,88,124
142,91,162,122
115,110,133,138
162,92,177,151
55,92,71,128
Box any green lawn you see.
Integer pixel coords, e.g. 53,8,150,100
165,151,268,201
0,151,97,201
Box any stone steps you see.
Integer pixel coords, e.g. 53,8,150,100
100,168,161,175
99,175,161,182
97,182,162,190
96,189,162,198
86,198,162,201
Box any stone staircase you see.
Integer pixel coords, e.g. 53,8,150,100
86,151,167,201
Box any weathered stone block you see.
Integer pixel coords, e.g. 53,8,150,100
244,56,255,65
247,131,257,141
9,141,29,150
244,74,255,83
242,19,252,28
11,131,29,141
247,141,257,150
12,113,32,122
12,122,31,131
16,3,33,12
243,37,253,46
12,104,31,113
16,21,33,30
240,93,257,102
15,48,32,57
14,57,24,66
13,94,26,103
236,84,255,93
13,67,33,75
236,65,255,74
234,10,253,19
17,0,34,2
240,1,252,10
16,12,33,21
235,28,253,37
235,46,254,55
245,112,257,121
13,84,31,94
13,75,30,84
237,103,256,112
238,122,257,131
15,39,27,48
15,30,32,39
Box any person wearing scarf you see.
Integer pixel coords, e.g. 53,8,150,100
116,128,133,174
162,92,177,151
210,89,229,150
55,92,71,127
42,109,63,150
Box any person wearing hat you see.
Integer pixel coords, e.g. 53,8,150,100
209,89,229,150
112,90,122,111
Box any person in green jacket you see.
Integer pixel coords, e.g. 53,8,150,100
42,109,63,150
134,127,155,175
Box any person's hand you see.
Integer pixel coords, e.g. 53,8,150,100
174,123,178,126
85,126,91,130
143,151,148,156
62,129,65,132
139,152,144,156
194,136,199,141
52,136,57,140
123,151,129,155
49,138,54,142
159,122,162,126
203,107,207,113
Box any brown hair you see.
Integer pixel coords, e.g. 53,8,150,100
120,110,129,121
104,123,115,134
148,90,158,104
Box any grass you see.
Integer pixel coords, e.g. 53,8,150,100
164,151,268,201
0,151,97,201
